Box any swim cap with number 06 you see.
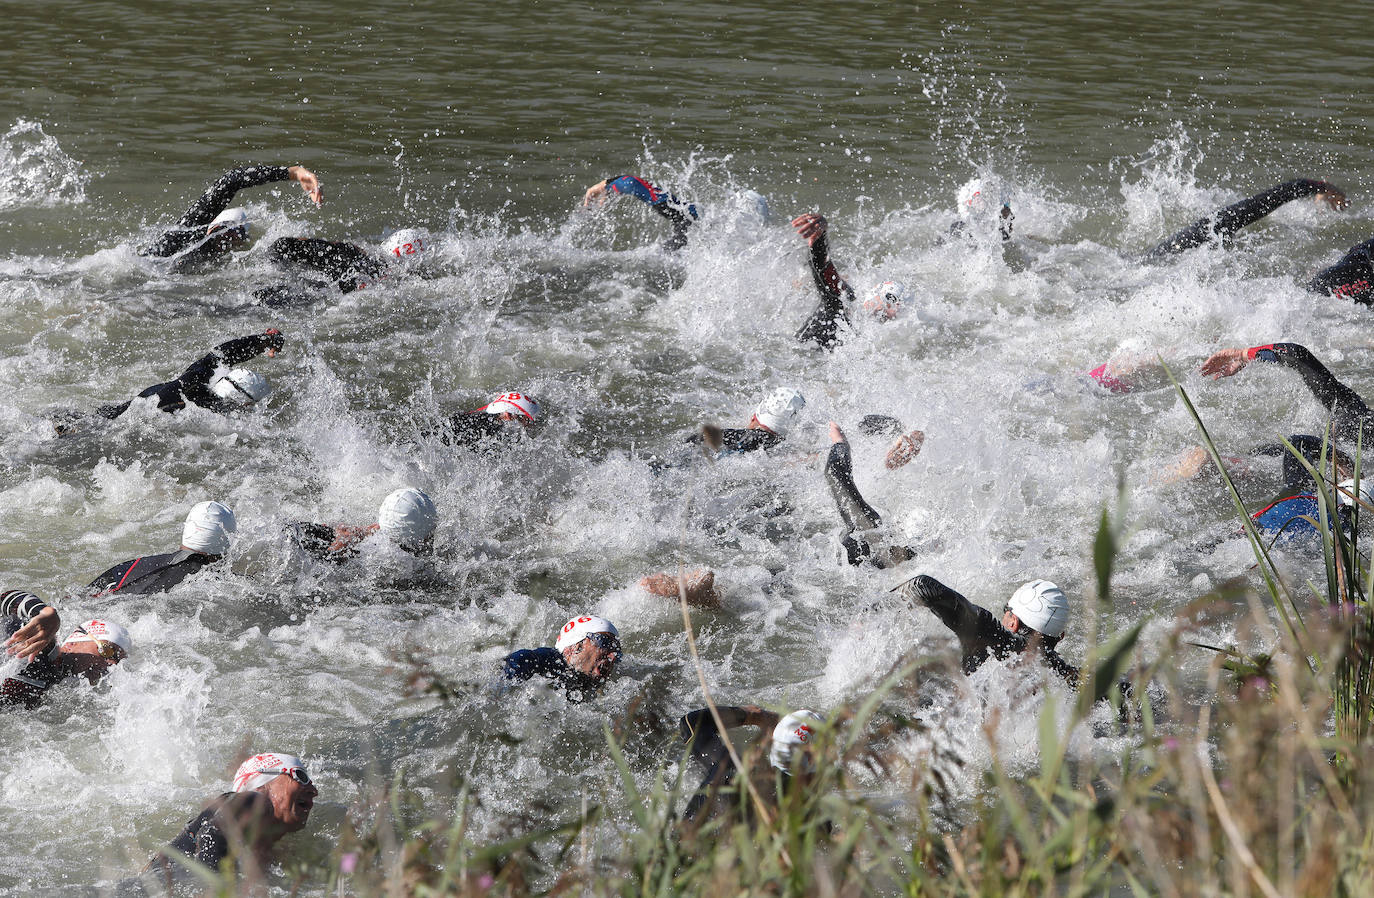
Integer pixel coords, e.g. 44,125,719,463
555,615,618,652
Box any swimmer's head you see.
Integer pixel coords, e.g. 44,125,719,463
770,709,825,773
381,228,430,266
751,387,806,437
862,280,911,321
206,207,250,243
1006,579,1070,641
957,179,986,219
378,487,438,550
182,501,237,556
62,619,132,662
555,615,621,681
211,369,272,407
232,752,317,830
479,391,539,425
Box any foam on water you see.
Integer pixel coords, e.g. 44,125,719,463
0,120,90,212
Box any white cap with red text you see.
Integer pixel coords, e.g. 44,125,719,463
62,619,133,657
479,391,539,423
770,710,825,772
233,752,309,793
555,615,618,652
382,228,429,264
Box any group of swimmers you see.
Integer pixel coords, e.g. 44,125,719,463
6,159,1374,888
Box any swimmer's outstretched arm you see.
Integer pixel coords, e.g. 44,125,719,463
177,164,322,229
793,213,855,350
896,574,1000,660
176,329,285,403
1,591,58,663
825,423,882,534
584,175,699,250
1143,179,1346,261
1202,342,1371,437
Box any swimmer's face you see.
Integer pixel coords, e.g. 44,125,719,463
562,632,622,681
208,224,250,249
263,768,317,831
58,639,126,685
747,415,774,433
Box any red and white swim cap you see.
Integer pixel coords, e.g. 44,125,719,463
554,615,618,652
479,391,539,423
233,752,310,792
62,619,133,658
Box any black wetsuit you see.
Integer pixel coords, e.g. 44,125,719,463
824,440,913,569
1143,179,1342,261
679,707,781,824
143,790,274,885
602,175,698,251
1308,238,1374,305
899,575,1081,688
0,591,65,708
687,426,785,457
91,333,282,421
89,549,221,597
436,411,519,450
1243,343,1373,442
265,236,389,294
795,227,856,351
501,647,604,703
141,165,296,272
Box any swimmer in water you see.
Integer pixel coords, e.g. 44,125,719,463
255,227,432,305
1141,178,1347,262
583,175,699,251
140,164,322,273
2,591,131,708
678,706,825,826
501,615,622,703
289,487,438,561
896,575,1083,689
52,329,283,434
824,422,917,569
791,212,915,350
1307,236,1374,306
142,752,317,889
434,391,540,450
88,501,237,597
691,386,807,457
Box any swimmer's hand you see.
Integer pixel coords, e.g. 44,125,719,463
289,165,323,207
5,606,59,662
330,523,379,553
792,212,828,246
582,179,611,208
885,430,925,470
263,328,284,358
1317,189,1348,211
828,421,847,445
1200,348,1249,379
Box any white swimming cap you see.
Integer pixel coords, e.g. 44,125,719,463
753,387,806,437
479,391,540,423
769,709,825,773
1007,580,1070,638
863,280,911,320
554,615,618,652
63,619,133,658
957,179,986,219
1338,478,1374,509
378,488,438,548
382,228,429,264
182,501,237,555
211,369,271,406
233,752,310,793
207,207,249,235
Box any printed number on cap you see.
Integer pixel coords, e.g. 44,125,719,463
564,616,593,633
795,725,812,741
391,240,423,257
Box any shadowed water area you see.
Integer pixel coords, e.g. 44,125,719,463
3,0,1374,892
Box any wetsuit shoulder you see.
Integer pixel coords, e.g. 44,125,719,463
442,412,507,449
158,791,269,875
174,333,283,412
900,575,1019,673
89,550,215,597
1308,237,1374,305
268,236,386,292
501,647,567,682
707,428,784,454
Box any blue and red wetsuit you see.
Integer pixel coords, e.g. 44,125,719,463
602,175,698,251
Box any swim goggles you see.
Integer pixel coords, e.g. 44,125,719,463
584,630,622,661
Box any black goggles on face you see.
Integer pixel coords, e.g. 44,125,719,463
584,630,622,659
281,766,312,786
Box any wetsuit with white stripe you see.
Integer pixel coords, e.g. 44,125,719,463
88,549,222,597
1142,179,1343,261
1,590,64,707
602,175,699,251
94,332,283,421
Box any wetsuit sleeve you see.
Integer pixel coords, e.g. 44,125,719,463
1308,237,1374,305
679,707,752,771
501,647,566,681
0,590,49,621
1246,343,1372,439
443,412,507,449
693,428,784,454
170,333,281,412
903,575,1009,663
1144,179,1341,260
143,165,293,257
268,237,386,292
605,175,698,251
795,228,856,350
825,441,882,534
